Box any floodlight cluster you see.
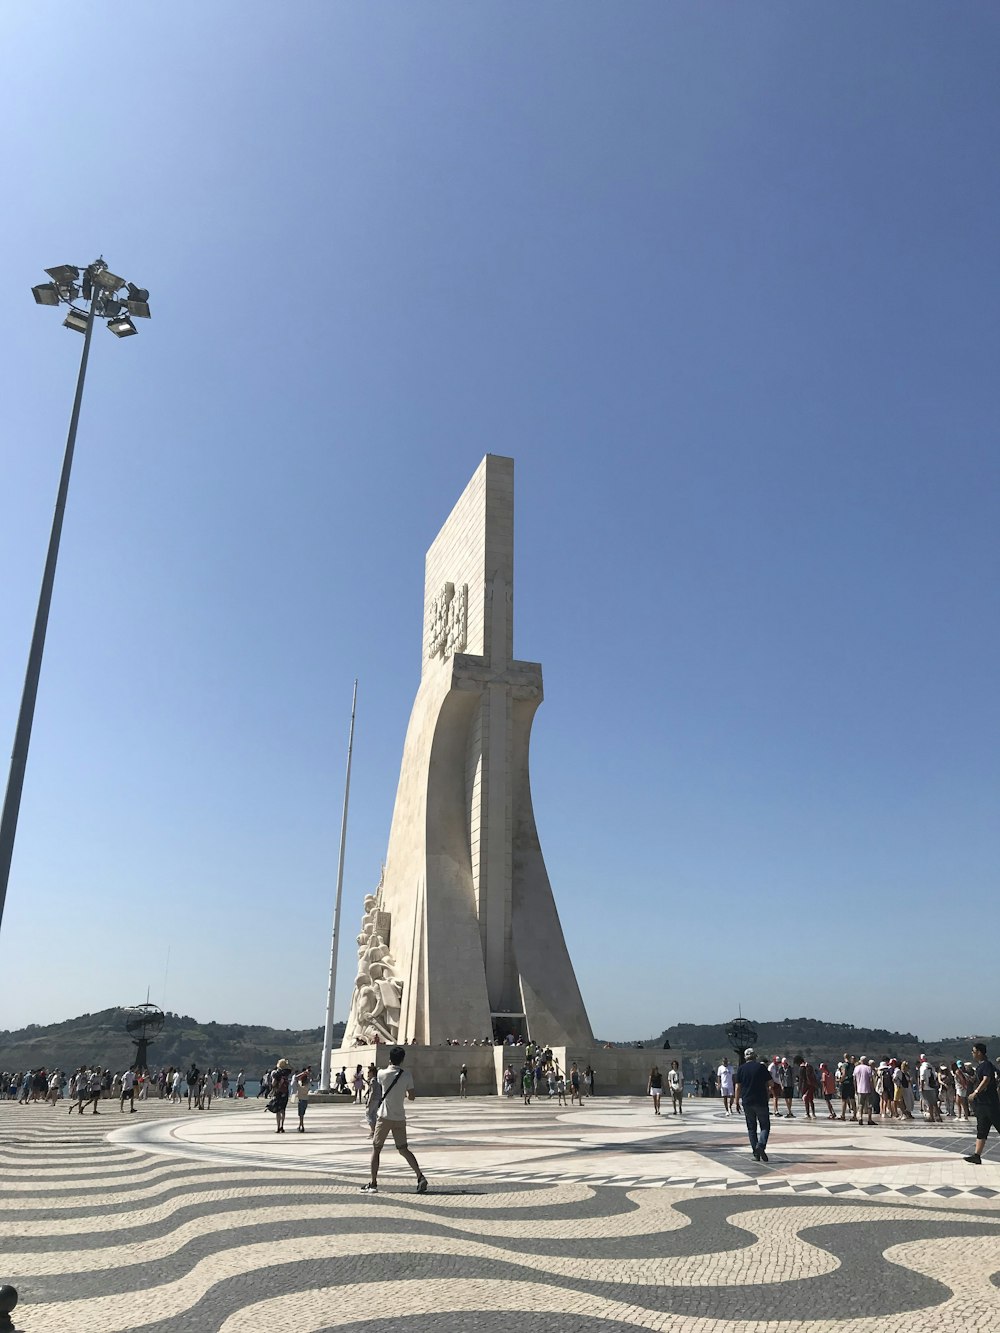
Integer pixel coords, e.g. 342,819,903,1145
32,258,151,338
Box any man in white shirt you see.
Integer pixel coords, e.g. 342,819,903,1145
120,1068,136,1113
361,1046,428,1195
718,1060,735,1114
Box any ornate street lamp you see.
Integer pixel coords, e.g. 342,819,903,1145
123,1003,165,1073
725,1017,758,1066
0,259,151,935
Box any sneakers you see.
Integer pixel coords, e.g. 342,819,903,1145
416,1175,429,1194
758,1148,769,1162
964,1153,982,1165
360,1182,378,1192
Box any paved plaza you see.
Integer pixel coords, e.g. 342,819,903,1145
4,1095,1000,1330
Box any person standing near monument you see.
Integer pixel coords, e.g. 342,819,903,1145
361,1046,428,1194
459,1064,468,1097
120,1068,136,1113
853,1057,876,1125
963,1043,1000,1164
734,1048,771,1162
294,1067,311,1132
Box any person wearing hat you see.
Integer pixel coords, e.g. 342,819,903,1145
734,1048,772,1162
271,1059,291,1133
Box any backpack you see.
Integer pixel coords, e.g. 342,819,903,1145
927,1068,938,1089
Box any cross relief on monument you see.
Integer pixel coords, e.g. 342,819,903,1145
427,581,468,660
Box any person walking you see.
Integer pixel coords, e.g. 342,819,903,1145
569,1063,583,1106
819,1064,837,1119
718,1059,735,1114
777,1058,795,1117
735,1048,772,1162
668,1060,684,1115
270,1059,291,1133
794,1056,818,1120
120,1068,136,1113
963,1043,1000,1165
361,1045,428,1194
837,1055,857,1121
647,1065,663,1115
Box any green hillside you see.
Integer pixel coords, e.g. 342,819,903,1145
2,1008,993,1077
646,1017,997,1078
0,1008,343,1074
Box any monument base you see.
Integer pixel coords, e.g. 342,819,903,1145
335,1043,677,1097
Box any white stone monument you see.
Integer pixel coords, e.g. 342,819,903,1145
341,455,595,1053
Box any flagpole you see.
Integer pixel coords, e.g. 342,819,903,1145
320,680,357,1092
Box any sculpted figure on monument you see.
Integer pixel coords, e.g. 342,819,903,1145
343,878,404,1044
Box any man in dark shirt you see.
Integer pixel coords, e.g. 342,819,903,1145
964,1042,1000,1164
734,1047,772,1162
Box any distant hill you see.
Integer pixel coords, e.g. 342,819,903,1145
2,1009,993,1077
641,1017,998,1077
0,1008,343,1074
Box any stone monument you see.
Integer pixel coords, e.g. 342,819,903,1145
340,456,663,1093
343,454,593,1051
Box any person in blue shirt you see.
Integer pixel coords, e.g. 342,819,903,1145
735,1047,772,1162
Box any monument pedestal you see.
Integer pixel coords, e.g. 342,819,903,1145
334,1043,678,1098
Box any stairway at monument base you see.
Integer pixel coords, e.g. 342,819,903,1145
337,1043,675,1097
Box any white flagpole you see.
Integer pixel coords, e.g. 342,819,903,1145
320,679,357,1092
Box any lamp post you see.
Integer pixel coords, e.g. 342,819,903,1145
0,259,151,935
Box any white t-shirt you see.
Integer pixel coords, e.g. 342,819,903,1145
718,1064,735,1094
376,1065,414,1120
122,1070,135,1092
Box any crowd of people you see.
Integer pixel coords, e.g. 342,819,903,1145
1,1064,250,1110
726,1044,1000,1165
498,1043,594,1105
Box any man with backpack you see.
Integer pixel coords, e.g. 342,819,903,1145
361,1046,428,1195
919,1055,943,1122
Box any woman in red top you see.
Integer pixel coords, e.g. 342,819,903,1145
819,1063,837,1119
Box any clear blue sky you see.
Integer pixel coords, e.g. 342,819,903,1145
1,3,997,1044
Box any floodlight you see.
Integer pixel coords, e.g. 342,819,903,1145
32,283,61,306
126,284,151,318
63,308,89,334
45,264,80,285
93,268,125,292
107,315,137,338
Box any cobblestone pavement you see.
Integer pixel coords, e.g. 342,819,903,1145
4,1097,1000,1331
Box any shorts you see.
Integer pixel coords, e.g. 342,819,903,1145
372,1117,410,1151
857,1092,873,1111
974,1100,1000,1140
839,1084,854,1100
297,1099,308,1116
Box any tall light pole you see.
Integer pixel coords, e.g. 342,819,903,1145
0,259,151,935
